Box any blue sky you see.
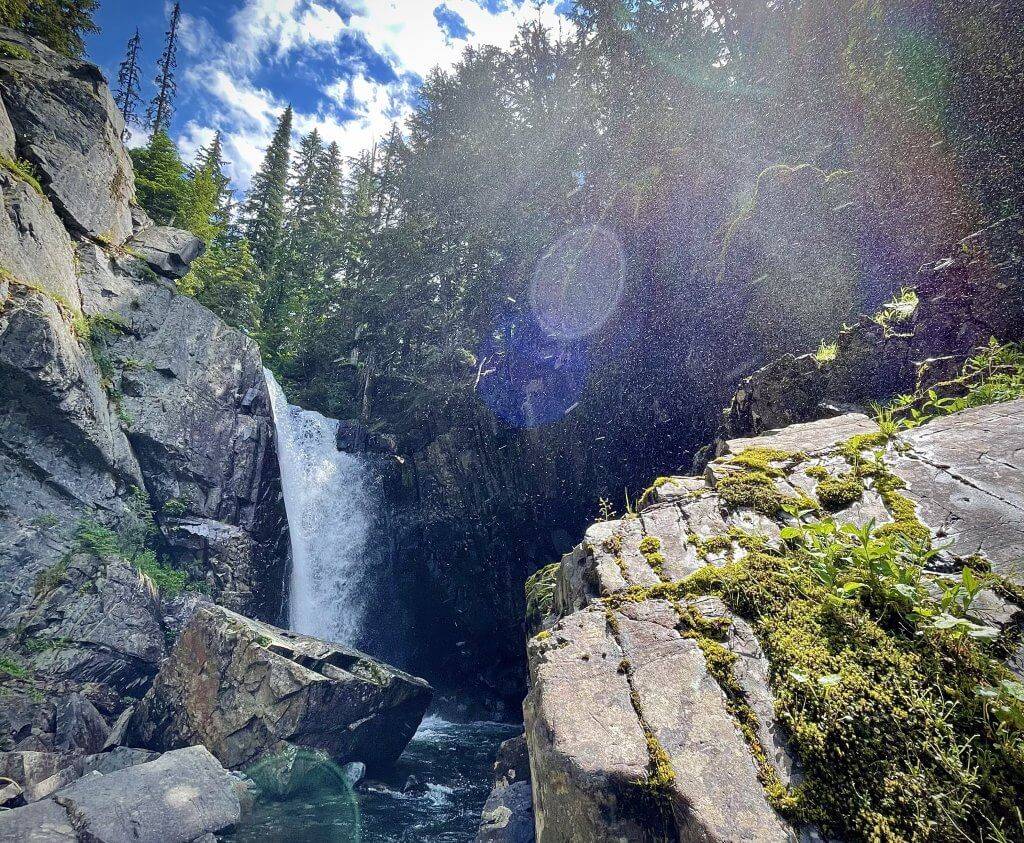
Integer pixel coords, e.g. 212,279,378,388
86,0,573,189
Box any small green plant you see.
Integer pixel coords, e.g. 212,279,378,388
33,558,68,596
872,286,918,336
0,155,44,195
597,496,617,521
977,679,1024,740
525,562,559,631
161,497,188,517
134,550,187,596
813,340,837,364
30,513,59,530
0,656,28,679
0,40,32,61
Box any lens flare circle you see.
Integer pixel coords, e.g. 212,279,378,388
530,225,625,340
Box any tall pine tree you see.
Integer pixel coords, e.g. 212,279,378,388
180,132,230,241
130,130,187,225
147,2,181,134
113,29,143,142
242,106,293,363
243,107,292,275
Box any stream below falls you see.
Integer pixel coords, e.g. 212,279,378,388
227,716,519,842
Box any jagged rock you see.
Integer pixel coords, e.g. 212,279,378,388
126,605,432,771
53,694,108,756
95,271,288,619
127,226,205,279
0,778,23,808
3,554,166,700
21,747,160,803
0,751,62,786
0,89,15,158
530,398,1024,841
0,746,244,843
476,734,534,843
0,15,286,629
0,29,135,244
0,170,77,303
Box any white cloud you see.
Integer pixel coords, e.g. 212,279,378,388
174,0,569,190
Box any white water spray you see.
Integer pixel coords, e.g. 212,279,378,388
264,369,372,644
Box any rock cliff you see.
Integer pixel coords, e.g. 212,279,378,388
0,29,291,753
523,389,1024,840
0,27,430,823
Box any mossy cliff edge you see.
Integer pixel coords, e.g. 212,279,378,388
522,348,1024,843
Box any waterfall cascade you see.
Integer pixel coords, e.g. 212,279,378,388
264,369,372,645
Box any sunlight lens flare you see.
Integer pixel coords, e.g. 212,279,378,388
529,225,626,341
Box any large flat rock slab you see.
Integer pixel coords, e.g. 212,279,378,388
724,412,878,457
893,399,1024,577
0,746,241,843
127,605,432,771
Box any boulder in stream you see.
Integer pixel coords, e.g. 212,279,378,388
126,605,432,771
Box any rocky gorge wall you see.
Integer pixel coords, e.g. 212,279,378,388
0,24,283,754
0,31,433,838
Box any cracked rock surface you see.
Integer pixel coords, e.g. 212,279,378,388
526,405,1024,841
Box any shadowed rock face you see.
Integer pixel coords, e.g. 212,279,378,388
525,406,1024,842
127,606,433,772
709,217,1024,458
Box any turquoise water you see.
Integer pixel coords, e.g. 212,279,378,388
228,717,520,842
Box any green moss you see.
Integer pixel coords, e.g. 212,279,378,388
33,558,68,596
0,655,28,679
0,40,32,61
804,464,830,480
0,155,44,196
727,447,796,477
162,497,188,517
815,473,864,512
839,430,891,462
637,477,672,510
639,535,668,580
675,542,1024,840
716,469,786,515
134,550,187,596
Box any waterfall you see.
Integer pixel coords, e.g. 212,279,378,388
264,369,372,645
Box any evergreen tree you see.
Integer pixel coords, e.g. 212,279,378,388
130,130,187,225
147,2,181,135
180,132,230,242
0,0,98,58
243,106,293,276
179,228,261,333
113,29,143,142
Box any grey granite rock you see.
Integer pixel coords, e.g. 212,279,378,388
127,226,205,279
0,29,135,244
127,606,431,771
